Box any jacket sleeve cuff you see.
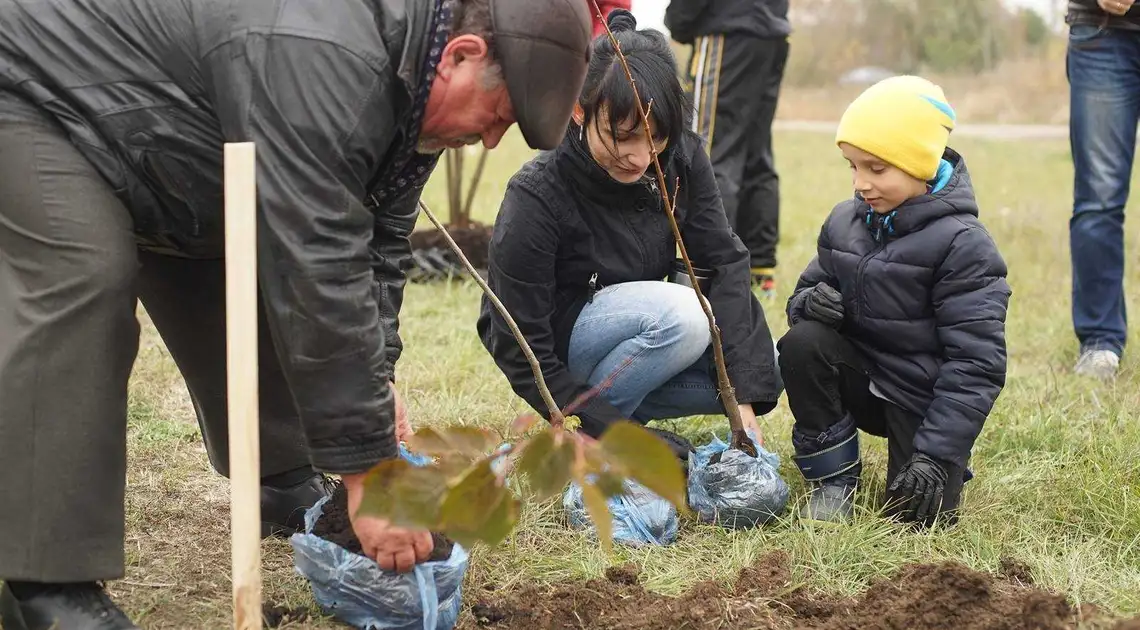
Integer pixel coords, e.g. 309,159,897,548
308,431,400,475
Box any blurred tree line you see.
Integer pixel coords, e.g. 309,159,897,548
785,0,1058,86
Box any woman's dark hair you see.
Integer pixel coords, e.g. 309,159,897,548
578,9,689,152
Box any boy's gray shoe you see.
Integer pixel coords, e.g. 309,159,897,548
1075,348,1119,380
793,415,861,524
800,482,856,522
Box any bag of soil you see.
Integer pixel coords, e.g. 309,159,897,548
687,432,790,529
290,446,469,630
563,478,679,546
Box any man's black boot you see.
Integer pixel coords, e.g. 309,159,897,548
1,581,138,630
261,472,334,538
792,414,862,523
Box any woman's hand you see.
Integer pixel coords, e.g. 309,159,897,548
738,403,763,445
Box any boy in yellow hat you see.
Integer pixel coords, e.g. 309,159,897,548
776,76,1012,527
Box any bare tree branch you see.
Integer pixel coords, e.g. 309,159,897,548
589,3,757,455
418,200,565,427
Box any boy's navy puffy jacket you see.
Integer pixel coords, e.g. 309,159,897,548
787,149,1011,468
664,0,790,44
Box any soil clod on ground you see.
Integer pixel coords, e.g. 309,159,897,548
310,482,455,562
999,556,1035,585
605,564,640,586
460,551,1133,630
262,603,312,627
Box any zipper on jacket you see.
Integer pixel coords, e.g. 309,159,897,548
854,242,886,322
587,272,599,303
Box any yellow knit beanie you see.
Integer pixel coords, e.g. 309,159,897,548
835,75,956,181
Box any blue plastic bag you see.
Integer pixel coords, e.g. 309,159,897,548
687,432,790,529
563,478,679,546
290,446,469,630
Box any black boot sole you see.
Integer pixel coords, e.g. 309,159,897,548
1,583,30,630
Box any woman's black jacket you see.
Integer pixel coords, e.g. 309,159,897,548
476,129,783,435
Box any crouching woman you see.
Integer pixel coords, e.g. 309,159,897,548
475,10,782,456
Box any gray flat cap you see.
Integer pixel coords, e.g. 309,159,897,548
491,0,593,150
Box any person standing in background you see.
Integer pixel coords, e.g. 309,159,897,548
1064,0,1140,380
665,0,790,298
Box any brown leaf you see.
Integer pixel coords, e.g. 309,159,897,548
406,426,499,459
509,414,540,436
599,422,687,511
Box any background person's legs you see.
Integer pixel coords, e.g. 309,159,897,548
0,93,140,583
736,38,788,287
136,251,322,535
1066,25,1140,377
689,34,786,293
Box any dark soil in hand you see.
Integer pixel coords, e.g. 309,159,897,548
459,550,1133,630
310,482,454,562
410,223,493,271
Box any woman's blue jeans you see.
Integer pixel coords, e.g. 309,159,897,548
1067,23,1140,356
567,281,732,423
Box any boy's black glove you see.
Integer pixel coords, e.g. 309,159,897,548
803,282,845,328
887,452,949,526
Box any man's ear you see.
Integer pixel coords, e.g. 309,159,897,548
437,34,490,79
572,103,585,126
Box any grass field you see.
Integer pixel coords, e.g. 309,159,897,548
85,128,1140,628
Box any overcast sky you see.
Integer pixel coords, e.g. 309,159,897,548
629,0,1067,36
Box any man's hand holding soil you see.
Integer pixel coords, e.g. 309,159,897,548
340,472,433,573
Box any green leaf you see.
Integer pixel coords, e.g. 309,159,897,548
580,480,614,554
595,471,626,498
357,458,448,530
515,430,575,500
406,426,499,458
438,459,519,548
599,422,687,511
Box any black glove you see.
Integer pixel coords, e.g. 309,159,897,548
887,452,949,526
802,282,845,328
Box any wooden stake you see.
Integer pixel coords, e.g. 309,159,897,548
224,142,262,630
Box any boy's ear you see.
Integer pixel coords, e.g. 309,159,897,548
572,103,585,126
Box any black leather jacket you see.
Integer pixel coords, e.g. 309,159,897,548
0,0,435,473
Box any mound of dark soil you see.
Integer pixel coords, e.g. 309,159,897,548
262,603,312,627
460,551,1135,630
409,223,493,271
310,482,454,563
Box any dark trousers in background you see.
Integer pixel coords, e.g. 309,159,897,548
0,92,311,582
686,33,788,271
1066,24,1140,357
777,321,967,518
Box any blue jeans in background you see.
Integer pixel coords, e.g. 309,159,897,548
1067,23,1140,356
567,281,728,423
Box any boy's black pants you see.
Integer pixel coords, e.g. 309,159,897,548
777,321,968,518
686,34,787,271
